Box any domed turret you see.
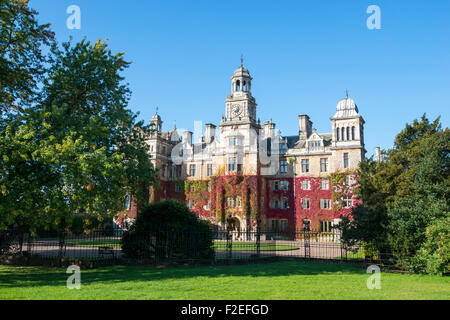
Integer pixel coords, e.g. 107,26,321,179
332,91,359,119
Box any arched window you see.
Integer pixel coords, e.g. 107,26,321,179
336,128,340,141
352,126,355,140
347,127,350,141
236,80,241,91
341,127,345,141
243,81,247,91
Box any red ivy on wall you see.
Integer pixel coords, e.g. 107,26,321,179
294,177,334,231
264,178,296,228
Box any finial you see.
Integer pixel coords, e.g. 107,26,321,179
345,89,349,99
156,106,159,115
240,54,244,68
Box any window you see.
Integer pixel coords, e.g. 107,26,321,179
236,80,241,91
228,157,237,172
188,200,195,209
281,198,289,209
280,220,288,232
207,164,213,176
175,165,182,178
341,127,345,141
321,179,329,190
125,194,131,210
280,160,288,174
336,128,340,141
302,220,311,231
320,199,331,210
271,199,280,209
352,126,355,140
227,197,235,208
243,81,247,92
175,184,182,193
343,197,352,208
344,153,349,169
302,199,310,209
271,181,280,191
280,180,289,190
271,219,287,232
301,159,309,173
344,175,351,187
189,164,196,177
347,127,350,141
229,136,243,146
320,221,332,233
301,180,311,190
280,143,287,153
204,200,210,210
320,158,328,172
236,197,242,208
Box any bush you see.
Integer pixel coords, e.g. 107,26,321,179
121,200,214,261
408,217,449,275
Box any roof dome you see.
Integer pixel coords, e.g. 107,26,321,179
333,96,359,118
232,66,251,79
151,113,161,122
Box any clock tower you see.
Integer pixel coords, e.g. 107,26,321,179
223,59,257,124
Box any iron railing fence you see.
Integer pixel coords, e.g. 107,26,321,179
0,228,402,270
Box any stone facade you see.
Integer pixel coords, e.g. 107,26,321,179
118,64,366,232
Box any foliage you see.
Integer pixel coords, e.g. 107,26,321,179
121,200,214,260
339,115,449,274
0,0,54,113
0,1,157,232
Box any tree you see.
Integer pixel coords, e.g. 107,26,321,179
339,115,449,274
0,0,54,114
121,200,214,261
0,36,158,232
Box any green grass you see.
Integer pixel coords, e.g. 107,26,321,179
213,242,298,251
0,261,449,300
63,239,298,251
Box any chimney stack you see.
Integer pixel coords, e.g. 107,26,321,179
183,131,193,146
299,115,312,139
205,123,216,143
375,147,381,162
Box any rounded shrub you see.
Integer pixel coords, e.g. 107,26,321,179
121,200,214,261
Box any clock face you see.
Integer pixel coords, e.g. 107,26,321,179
232,105,241,116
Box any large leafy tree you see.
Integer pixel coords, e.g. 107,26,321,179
0,0,54,114
340,115,449,274
0,1,157,232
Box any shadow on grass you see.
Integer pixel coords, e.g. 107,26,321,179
0,260,367,289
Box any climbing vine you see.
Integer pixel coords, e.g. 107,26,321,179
328,170,359,220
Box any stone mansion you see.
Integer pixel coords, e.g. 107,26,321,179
118,63,366,232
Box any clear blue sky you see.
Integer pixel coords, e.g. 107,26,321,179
30,0,450,157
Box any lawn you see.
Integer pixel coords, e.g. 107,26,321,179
0,261,449,300
63,239,299,251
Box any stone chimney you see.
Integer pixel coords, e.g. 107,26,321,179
299,115,312,139
205,123,216,143
183,131,193,146
263,120,276,138
375,147,382,162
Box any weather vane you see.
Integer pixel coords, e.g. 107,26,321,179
240,54,244,67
